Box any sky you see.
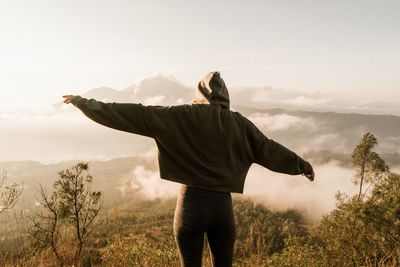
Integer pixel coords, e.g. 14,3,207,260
1,0,399,108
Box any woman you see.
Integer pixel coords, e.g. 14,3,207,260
63,71,314,267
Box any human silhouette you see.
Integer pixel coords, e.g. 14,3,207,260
63,71,314,267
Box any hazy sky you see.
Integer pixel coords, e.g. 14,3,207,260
1,0,399,107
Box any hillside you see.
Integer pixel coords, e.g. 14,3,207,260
1,75,400,162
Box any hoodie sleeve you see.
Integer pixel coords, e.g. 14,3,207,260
71,96,154,137
245,118,309,175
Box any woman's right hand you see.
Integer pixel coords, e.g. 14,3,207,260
63,95,76,104
303,161,315,181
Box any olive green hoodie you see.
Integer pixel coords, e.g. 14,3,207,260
71,72,311,193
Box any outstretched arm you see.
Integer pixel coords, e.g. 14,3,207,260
256,137,314,181
63,95,155,137
246,118,315,181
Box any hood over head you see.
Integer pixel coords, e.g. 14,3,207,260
197,71,230,109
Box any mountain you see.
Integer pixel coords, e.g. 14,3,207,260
79,75,193,106
133,75,193,105
82,86,134,102
1,75,400,163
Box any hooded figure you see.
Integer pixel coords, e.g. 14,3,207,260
194,71,230,109
64,71,314,267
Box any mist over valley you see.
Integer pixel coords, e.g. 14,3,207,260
1,75,399,220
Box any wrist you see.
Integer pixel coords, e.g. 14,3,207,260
71,96,82,106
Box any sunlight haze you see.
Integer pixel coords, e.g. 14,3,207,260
1,3,400,265
1,0,399,109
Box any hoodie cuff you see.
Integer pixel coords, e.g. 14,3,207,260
71,96,83,106
302,160,313,174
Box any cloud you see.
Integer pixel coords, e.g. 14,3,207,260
143,95,166,105
305,133,344,153
282,95,329,106
380,136,400,154
243,161,358,221
115,146,361,221
231,85,400,116
2,74,399,170
242,86,331,109
118,159,360,221
0,105,153,162
0,106,85,127
248,113,315,131
117,165,179,200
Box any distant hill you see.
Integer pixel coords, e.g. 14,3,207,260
79,75,193,106
235,106,400,159
0,156,157,211
82,86,134,102
1,75,399,162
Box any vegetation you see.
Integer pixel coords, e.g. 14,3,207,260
352,132,388,199
269,133,400,267
28,163,102,266
0,171,23,214
0,132,399,266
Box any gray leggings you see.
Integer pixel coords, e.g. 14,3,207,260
173,185,235,267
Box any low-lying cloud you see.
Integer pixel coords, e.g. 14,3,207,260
0,105,153,162
143,95,166,106
282,95,329,107
243,161,358,221
246,112,348,155
231,85,400,116
117,147,359,220
131,165,179,199
2,74,400,163
248,113,315,132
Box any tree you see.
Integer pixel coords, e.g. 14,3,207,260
270,133,400,266
313,133,399,266
352,132,388,199
366,172,400,260
0,171,23,214
315,172,400,266
29,162,102,266
233,198,306,264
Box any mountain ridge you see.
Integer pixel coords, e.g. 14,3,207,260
67,75,399,117
2,75,399,162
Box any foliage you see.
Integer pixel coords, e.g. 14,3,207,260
100,198,306,266
28,162,102,266
0,171,23,214
314,171,400,266
267,236,329,267
269,133,400,267
310,133,399,266
352,132,388,199
1,132,400,266
101,226,181,266
233,198,306,262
